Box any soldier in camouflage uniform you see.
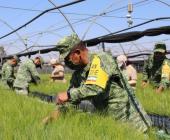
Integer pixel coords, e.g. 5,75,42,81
142,43,170,93
43,33,151,133
0,55,19,89
13,56,43,95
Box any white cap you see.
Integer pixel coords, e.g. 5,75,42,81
50,58,58,65
116,55,127,67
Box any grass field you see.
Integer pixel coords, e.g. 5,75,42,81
0,74,169,140
136,74,170,116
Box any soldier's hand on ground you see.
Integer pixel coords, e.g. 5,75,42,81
141,81,147,87
156,86,164,93
56,92,68,104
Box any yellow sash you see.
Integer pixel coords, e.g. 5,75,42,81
162,61,170,80
85,55,108,89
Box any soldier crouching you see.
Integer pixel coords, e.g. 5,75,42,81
43,33,152,133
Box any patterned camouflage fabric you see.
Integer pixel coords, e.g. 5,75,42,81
154,42,166,53
143,42,170,88
1,61,15,89
57,33,80,59
58,52,152,133
14,59,40,91
143,54,170,88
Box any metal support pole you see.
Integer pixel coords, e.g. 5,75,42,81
101,42,105,52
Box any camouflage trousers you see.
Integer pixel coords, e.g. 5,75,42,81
14,87,29,95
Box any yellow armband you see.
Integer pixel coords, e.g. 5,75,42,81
85,55,109,89
162,61,170,80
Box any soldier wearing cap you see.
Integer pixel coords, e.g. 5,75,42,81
0,55,19,89
142,42,170,93
43,33,151,133
13,56,43,95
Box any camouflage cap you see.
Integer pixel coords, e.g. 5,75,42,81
57,33,81,59
154,42,166,53
12,55,20,63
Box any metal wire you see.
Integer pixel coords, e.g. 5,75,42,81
48,0,77,34
0,0,85,40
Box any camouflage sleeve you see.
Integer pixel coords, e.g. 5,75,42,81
160,60,170,89
142,58,149,82
69,84,104,102
28,62,40,84
160,77,170,89
69,53,117,102
5,65,15,84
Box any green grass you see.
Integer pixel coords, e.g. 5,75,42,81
0,73,169,140
136,74,170,116
30,74,71,95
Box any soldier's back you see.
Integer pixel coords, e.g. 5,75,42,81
14,59,34,88
0,62,14,89
1,62,11,78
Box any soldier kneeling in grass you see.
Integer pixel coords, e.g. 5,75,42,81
0,55,19,89
142,42,170,93
13,56,43,95
43,33,152,133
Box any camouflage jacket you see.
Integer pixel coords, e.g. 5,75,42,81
68,52,151,132
14,59,40,89
143,55,170,88
1,61,15,88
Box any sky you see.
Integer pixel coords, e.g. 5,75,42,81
0,0,169,61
